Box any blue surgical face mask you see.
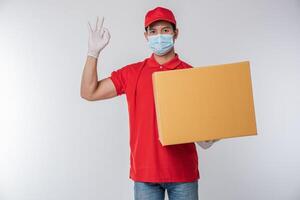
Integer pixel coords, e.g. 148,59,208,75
147,34,174,56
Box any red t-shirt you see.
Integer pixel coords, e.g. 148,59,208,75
109,53,200,182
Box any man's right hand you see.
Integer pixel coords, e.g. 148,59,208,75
87,16,111,59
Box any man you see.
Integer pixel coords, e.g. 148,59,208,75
81,6,219,200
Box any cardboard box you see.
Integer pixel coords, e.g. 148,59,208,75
152,61,257,146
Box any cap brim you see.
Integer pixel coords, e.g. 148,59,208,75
145,18,176,28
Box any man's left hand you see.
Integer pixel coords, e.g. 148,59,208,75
196,139,220,149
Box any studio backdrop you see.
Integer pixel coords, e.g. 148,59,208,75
0,0,299,199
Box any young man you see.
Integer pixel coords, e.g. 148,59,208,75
81,6,219,200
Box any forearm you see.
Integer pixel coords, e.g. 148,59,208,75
80,56,99,98
81,16,110,99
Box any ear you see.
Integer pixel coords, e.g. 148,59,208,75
144,31,149,41
174,28,179,40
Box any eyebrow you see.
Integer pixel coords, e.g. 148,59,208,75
148,26,172,30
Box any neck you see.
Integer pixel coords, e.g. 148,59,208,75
153,48,176,65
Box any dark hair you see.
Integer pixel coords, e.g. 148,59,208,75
145,22,176,32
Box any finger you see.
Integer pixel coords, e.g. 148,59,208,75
95,16,99,32
103,28,111,42
101,27,108,37
106,28,111,40
100,28,104,38
97,16,104,32
88,21,93,32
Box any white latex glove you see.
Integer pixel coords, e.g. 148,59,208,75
87,16,111,58
196,139,220,149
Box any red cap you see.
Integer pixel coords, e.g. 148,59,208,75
144,7,176,28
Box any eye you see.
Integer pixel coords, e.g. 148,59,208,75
162,28,171,34
149,29,156,35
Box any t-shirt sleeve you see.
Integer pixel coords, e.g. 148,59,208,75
109,66,128,96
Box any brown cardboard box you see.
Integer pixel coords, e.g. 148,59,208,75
152,61,257,146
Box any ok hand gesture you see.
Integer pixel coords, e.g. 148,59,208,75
87,16,111,59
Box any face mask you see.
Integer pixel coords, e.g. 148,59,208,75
147,34,174,56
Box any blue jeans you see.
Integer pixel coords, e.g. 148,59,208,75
134,180,199,200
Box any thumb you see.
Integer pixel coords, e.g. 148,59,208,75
102,27,111,40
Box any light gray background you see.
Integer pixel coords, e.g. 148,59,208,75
0,0,299,199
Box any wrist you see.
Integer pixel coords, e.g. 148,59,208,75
87,55,98,61
87,51,100,59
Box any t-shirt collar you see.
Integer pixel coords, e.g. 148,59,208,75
148,53,182,69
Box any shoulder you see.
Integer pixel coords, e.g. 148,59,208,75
180,60,194,69
110,60,143,78
110,59,147,85
126,60,145,70
118,58,147,73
